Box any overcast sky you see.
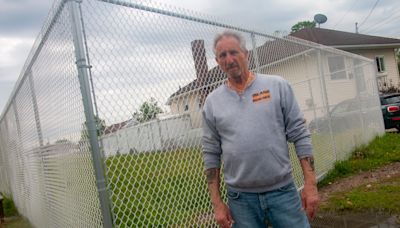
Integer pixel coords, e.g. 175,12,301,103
1,0,399,114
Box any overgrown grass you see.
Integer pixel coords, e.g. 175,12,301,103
322,175,400,213
318,133,400,188
3,195,18,217
106,148,212,227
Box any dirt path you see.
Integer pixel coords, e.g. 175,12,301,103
319,162,400,203
312,162,400,227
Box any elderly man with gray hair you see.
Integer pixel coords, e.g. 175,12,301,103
202,30,319,228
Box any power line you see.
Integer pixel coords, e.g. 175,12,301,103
378,29,400,39
358,0,380,28
361,11,400,34
333,0,360,29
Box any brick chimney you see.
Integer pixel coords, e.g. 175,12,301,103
191,40,208,86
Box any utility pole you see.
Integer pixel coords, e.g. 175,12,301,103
355,22,359,33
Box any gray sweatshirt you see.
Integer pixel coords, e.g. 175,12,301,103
202,74,313,193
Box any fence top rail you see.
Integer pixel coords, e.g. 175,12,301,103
97,0,374,62
0,0,66,122
0,0,373,122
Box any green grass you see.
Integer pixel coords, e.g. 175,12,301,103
4,217,32,228
322,175,400,213
318,133,400,188
3,195,18,217
106,148,213,227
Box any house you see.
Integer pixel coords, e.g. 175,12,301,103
290,27,400,90
166,33,383,129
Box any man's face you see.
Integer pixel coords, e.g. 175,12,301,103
215,36,249,79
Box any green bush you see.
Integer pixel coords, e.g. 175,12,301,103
2,195,18,217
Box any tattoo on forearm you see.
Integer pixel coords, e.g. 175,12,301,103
205,168,218,184
303,156,315,172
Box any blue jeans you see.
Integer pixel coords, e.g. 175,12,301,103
227,182,310,228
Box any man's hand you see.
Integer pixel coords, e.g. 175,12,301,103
214,202,234,228
299,156,320,220
301,183,320,220
205,168,234,227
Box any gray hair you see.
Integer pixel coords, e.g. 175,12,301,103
213,30,248,55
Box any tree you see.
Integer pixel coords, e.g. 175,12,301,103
291,21,316,33
80,115,106,141
133,98,163,123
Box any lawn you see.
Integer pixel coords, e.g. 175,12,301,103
323,175,400,213
105,148,214,227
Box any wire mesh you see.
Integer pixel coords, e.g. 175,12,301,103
0,0,386,227
0,0,103,227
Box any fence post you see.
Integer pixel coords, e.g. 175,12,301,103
302,54,318,123
28,72,44,147
250,32,260,73
316,50,337,161
353,63,367,145
68,1,113,227
0,194,4,224
12,101,28,215
0,119,12,197
0,132,9,196
28,70,52,226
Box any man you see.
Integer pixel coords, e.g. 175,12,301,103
202,30,319,228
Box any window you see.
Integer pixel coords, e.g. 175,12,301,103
375,56,385,73
328,56,346,80
197,97,202,110
183,98,189,111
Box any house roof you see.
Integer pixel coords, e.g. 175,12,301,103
103,118,137,135
290,28,400,49
166,67,226,104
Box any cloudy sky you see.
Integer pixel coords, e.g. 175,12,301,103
0,0,399,114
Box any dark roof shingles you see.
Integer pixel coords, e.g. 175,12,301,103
290,27,400,46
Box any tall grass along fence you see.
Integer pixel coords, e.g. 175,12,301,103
0,0,385,227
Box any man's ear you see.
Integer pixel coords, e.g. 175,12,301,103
245,50,250,62
215,57,220,65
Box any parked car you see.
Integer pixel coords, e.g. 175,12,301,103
308,96,380,133
380,93,400,131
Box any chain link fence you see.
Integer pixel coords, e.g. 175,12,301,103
0,0,385,227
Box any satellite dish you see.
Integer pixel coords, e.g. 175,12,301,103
314,14,327,27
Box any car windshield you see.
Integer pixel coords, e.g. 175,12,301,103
382,95,400,105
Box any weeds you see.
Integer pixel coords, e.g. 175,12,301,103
323,175,400,213
2,196,17,217
318,133,400,188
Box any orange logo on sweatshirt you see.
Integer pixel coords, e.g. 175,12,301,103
252,90,270,102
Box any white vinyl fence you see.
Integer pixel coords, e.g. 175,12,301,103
101,113,202,156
